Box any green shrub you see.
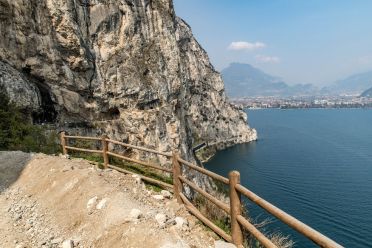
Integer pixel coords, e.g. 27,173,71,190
68,139,104,164
0,87,60,154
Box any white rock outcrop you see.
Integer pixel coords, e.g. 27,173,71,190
0,0,257,184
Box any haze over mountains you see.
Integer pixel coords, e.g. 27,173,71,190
221,63,316,97
322,71,372,96
361,87,372,97
222,63,372,98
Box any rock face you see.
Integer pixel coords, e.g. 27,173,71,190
0,61,41,111
0,0,256,162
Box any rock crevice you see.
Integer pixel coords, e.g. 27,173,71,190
0,0,257,164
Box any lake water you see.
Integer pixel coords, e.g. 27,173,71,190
205,109,372,248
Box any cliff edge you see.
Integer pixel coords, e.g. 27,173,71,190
0,0,256,160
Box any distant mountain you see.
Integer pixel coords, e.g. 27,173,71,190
221,63,317,97
360,87,372,97
323,70,372,96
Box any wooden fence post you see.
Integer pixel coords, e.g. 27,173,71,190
172,151,182,203
229,170,243,247
102,135,109,169
60,131,67,155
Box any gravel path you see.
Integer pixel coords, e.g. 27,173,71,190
0,153,224,248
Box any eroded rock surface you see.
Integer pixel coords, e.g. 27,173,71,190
0,0,256,164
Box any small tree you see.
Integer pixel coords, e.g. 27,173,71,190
0,86,60,153
0,87,14,149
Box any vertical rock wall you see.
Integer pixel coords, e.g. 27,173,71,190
0,0,257,166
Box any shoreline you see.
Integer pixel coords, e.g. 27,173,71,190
246,106,372,110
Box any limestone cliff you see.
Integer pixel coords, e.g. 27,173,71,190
0,0,256,162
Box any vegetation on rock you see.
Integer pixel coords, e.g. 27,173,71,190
0,87,60,154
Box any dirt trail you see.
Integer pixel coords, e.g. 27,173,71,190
0,152,231,248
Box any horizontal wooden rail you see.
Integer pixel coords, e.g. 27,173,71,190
64,146,103,154
107,151,172,173
177,157,229,184
64,135,102,141
179,176,230,213
236,215,277,248
60,132,343,248
107,139,172,157
179,193,232,243
108,164,173,190
235,184,343,248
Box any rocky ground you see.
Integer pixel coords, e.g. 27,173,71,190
0,152,236,248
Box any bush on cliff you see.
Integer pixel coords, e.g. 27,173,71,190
0,87,60,154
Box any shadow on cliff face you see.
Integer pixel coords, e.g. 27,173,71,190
0,151,32,193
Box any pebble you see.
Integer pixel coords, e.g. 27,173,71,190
161,190,172,199
214,240,237,248
174,217,187,229
132,175,142,184
38,241,47,246
160,241,190,248
62,239,74,248
14,214,22,221
59,154,70,159
155,213,167,227
130,209,143,219
51,238,63,244
86,196,98,210
152,195,164,201
96,198,109,210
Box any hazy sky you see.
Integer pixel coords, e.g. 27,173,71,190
173,0,372,86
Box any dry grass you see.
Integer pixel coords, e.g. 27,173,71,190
269,233,294,248
66,140,294,248
189,178,294,248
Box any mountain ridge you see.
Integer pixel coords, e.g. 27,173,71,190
221,63,317,97
222,63,372,97
322,70,372,95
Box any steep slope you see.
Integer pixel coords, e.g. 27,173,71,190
222,63,317,97
0,0,256,163
323,70,372,95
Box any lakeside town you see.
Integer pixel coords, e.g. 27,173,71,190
231,96,372,109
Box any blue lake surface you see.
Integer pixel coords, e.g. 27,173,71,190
205,109,372,248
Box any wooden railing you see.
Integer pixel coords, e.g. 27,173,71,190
60,132,343,248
